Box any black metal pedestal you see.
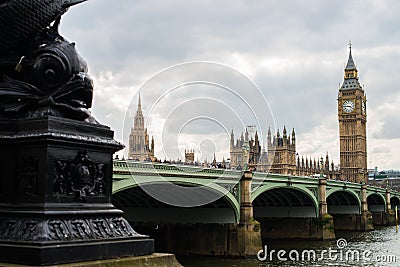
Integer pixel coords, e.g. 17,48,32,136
0,116,154,266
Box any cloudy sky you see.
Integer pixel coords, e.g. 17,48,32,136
61,0,400,170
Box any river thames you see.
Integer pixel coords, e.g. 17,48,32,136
177,226,400,267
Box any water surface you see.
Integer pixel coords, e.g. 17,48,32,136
177,226,400,267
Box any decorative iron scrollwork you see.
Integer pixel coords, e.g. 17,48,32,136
0,216,140,242
0,160,3,194
19,157,39,196
53,151,106,202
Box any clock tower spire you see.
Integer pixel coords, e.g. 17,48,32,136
344,41,358,79
338,43,367,183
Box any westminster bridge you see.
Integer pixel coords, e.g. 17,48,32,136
112,160,400,257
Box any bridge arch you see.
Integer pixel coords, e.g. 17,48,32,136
391,196,400,209
252,185,318,218
326,189,361,214
367,193,386,212
113,181,240,223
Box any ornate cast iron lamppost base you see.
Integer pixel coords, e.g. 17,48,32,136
0,116,154,265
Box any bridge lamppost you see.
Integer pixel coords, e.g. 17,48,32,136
320,157,324,178
242,141,250,171
359,168,366,184
318,156,328,216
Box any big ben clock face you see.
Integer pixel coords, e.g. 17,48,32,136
343,100,355,113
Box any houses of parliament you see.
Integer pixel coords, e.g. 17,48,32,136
128,45,368,183
229,126,338,178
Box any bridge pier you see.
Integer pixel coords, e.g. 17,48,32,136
371,211,395,226
227,221,262,257
332,214,373,231
359,184,375,230
386,189,392,211
317,177,335,240
132,222,261,257
371,189,396,226
228,171,262,257
259,217,336,240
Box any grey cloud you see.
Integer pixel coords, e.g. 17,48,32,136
373,114,400,140
59,0,400,168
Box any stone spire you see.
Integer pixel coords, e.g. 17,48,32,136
291,127,296,147
212,153,217,167
345,42,356,70
267,126,272,146
136,93,143,116
325,152,330,171
343,42,360,82
134,93,144,130
230,129,235,147
283,125,287,139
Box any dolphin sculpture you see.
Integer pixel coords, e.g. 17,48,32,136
0,0,94,121
0,0,87,56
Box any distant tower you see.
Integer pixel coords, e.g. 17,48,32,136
128,94,155,161
229,128,261,170
338,43,367,183
268,126,296,175
185,149,195,164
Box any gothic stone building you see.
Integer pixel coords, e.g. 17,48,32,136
230,126,339,178
267,126,297,175
230,126,297,174
128,95,155,161
230,128,261,170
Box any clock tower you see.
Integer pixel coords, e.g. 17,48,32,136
338,44,367,183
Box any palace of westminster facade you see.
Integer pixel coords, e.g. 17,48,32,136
128,46,368,183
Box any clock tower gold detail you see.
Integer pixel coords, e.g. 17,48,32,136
338,44,367,183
